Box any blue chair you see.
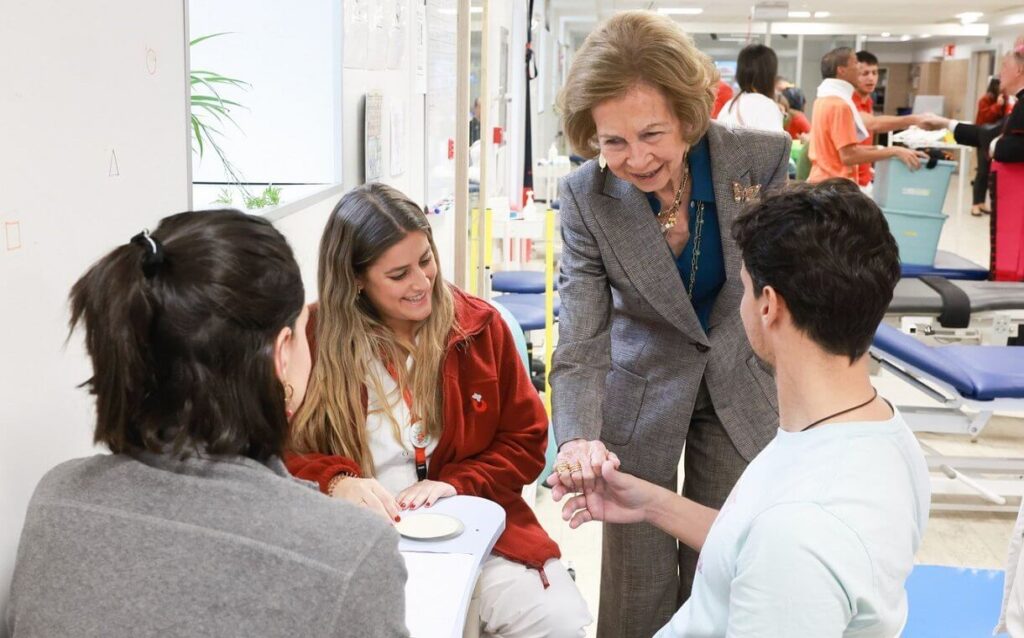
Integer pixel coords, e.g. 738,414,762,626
489,299,530,371
491,294,561,326
902,565,1004,636
491,271,557,295
489,300,559,485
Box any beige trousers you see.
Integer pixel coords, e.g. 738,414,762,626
463,556,593,638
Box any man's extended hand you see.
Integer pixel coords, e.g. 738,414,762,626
548,458,659,529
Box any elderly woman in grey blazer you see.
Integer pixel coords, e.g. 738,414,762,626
548,11,790,638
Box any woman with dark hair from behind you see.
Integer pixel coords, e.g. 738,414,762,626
5,210,408,638
716,43,785,132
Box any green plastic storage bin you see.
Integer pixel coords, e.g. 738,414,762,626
883,207,948,266
873,158,955,214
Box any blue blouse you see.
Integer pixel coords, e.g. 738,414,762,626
644,136,725,333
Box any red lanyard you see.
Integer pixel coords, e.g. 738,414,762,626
384,362,428,482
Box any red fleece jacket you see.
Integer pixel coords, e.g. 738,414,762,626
286,288,560,571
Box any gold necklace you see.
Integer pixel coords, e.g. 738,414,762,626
656,156,690,232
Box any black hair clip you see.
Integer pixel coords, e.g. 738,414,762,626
130,229,165,278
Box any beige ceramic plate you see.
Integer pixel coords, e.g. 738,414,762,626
395,513,465,541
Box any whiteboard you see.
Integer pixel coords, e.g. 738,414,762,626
0,0,190,625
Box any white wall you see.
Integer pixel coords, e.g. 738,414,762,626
0,0,190,628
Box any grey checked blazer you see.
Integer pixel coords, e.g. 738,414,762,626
551,122,792,485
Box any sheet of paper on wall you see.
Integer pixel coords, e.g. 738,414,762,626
386,1,406,70
343,0,369,69
401,551,477,638
364,92,384,182
414,3,427,94
390,104,405,177
367,1,388,71
387,27,406,69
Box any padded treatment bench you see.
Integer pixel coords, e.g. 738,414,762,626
871,324,1024,510
900,249,988,281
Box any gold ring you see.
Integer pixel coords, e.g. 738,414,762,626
568,462,583,473
554,462,571,474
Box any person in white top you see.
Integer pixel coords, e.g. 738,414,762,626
550,178,931,637
715,44,785,133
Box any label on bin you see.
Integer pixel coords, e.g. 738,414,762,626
901,187,931,197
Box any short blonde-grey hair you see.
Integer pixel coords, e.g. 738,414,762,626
558,11,719,157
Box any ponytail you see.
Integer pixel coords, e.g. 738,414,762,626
69,240,157,453
68,211,304,460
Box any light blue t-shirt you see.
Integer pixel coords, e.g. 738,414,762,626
656,411,931,638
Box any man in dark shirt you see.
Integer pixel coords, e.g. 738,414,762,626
921,43,1024,163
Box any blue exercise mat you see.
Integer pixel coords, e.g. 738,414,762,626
873,324,1024,401
901,250,988,281
902,565,1004,637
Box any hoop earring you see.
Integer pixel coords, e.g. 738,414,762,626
598,153,607,171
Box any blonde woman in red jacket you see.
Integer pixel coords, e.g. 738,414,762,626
287,183,591,637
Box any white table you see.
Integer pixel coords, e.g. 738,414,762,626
400,495,505,638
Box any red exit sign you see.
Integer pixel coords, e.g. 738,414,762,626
943,44,956,57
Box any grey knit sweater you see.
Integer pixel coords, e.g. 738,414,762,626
6,452,408,637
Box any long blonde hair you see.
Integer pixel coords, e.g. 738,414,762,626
289,184,456,475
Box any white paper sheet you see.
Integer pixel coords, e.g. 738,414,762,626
402,551,477,638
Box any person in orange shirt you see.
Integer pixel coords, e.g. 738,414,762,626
808,47,924,185
852,51,929,190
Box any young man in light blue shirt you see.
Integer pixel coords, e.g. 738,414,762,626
550,178,931,637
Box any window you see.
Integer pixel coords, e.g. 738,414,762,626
188,0,343,212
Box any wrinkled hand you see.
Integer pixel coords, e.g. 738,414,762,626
893,146,929,170
331,476,401,523
396,480,456,510
547,438,614,494
550,459,654,529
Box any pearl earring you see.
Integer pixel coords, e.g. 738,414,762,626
598,153,607,171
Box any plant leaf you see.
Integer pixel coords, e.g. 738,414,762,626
189,32,234,47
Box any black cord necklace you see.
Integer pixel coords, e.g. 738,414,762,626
797,389,879,432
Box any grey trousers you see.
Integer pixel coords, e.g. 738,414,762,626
596,380,749,638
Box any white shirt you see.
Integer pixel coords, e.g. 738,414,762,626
365,357,438,494
715,92,784,133
656,411,931,638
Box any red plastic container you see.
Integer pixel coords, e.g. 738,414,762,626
990,161,1024,281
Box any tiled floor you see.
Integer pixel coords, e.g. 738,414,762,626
528,171,1021,636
